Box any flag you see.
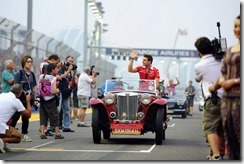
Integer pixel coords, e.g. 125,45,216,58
178,28,187,36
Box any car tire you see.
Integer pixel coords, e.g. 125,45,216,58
155,108,164,145
103,130,110,139
92,107,101,144
182,111,187,118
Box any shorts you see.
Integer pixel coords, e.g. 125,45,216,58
78,95,89,108
0,126,21,139
40,97,60,127
202,97,222,137
72,88,79,108
187,97,194,107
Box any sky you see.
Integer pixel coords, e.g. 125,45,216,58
0,0,241,50
0,0,241,86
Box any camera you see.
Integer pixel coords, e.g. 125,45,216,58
211,22,227,60
33,96,40,110
62,62,77,70
90,65,100,76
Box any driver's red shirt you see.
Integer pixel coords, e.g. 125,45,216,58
136,66,160,80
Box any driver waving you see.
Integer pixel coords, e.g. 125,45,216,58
128,51,160,89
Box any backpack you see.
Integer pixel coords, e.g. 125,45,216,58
38,74,52,97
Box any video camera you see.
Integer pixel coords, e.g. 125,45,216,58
211,22,227,60
61,62,77,70
90,65,100,76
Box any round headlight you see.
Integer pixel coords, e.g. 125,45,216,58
140,93,151,105
104,93,115,105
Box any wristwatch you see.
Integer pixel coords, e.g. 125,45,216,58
129,57,135,60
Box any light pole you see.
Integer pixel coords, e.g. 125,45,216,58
27,0,33,55
83,0,88,69
166,28,187,80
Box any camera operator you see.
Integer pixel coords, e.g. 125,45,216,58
57,56,75,132
209,15,240,160
0,84,32,153
77,66,96,127
194,37,225,160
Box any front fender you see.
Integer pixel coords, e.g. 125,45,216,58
144,98,167,128
90,97,105,106
90,98,111,130
151,97,167,106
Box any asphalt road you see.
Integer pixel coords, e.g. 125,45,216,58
1,102,211,161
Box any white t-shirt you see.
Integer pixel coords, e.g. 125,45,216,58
38,74,56,101
194,54,223,99
0,92,25,134
77,72,92,97
39,62,48,74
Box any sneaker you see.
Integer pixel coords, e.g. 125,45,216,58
4,143,11,152
209,155,223,160
21,134,32,142
40,135,47,139
45,130,54,136
55,134,64,139
77,123,90,127
0,138,5,153
62,128,75,132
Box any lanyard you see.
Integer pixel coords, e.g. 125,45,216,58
24,72,32,91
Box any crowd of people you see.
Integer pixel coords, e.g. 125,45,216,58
0,15,240,161
194,15,240,160
0,53,97,153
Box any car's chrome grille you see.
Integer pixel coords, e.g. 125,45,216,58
117,95,138,120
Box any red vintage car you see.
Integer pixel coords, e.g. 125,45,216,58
90,79,168,145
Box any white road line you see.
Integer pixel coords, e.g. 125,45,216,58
27,141,54,150
168,123,175,127
140,144,156,153
26,143,156,153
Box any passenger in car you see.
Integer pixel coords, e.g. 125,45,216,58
128,51,160,89
166,77,180,95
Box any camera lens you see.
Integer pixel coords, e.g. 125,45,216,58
72,64,77,70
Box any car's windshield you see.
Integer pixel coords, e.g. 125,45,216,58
105,79,156,94
167,89,186,99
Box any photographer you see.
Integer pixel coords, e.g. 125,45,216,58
194,37,225,160
0,84,32,153
57,56,76,132
209,15,240,160
77,66,96,127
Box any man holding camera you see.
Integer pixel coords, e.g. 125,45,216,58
58,56,76,132
0,84,32,153
194,37,225,160
77,66,96,127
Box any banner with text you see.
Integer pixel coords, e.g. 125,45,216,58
105,48,198,58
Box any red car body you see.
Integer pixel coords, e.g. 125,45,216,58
90,79,168,145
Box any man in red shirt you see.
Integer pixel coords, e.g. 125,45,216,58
128,51,160,89
166,77,180,95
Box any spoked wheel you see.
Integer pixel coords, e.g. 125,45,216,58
92,108,101,144
155,108,164,145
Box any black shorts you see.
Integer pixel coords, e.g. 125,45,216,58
40,97,60,127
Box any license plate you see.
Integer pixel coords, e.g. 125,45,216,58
167,110,174,113
112,129,141,135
